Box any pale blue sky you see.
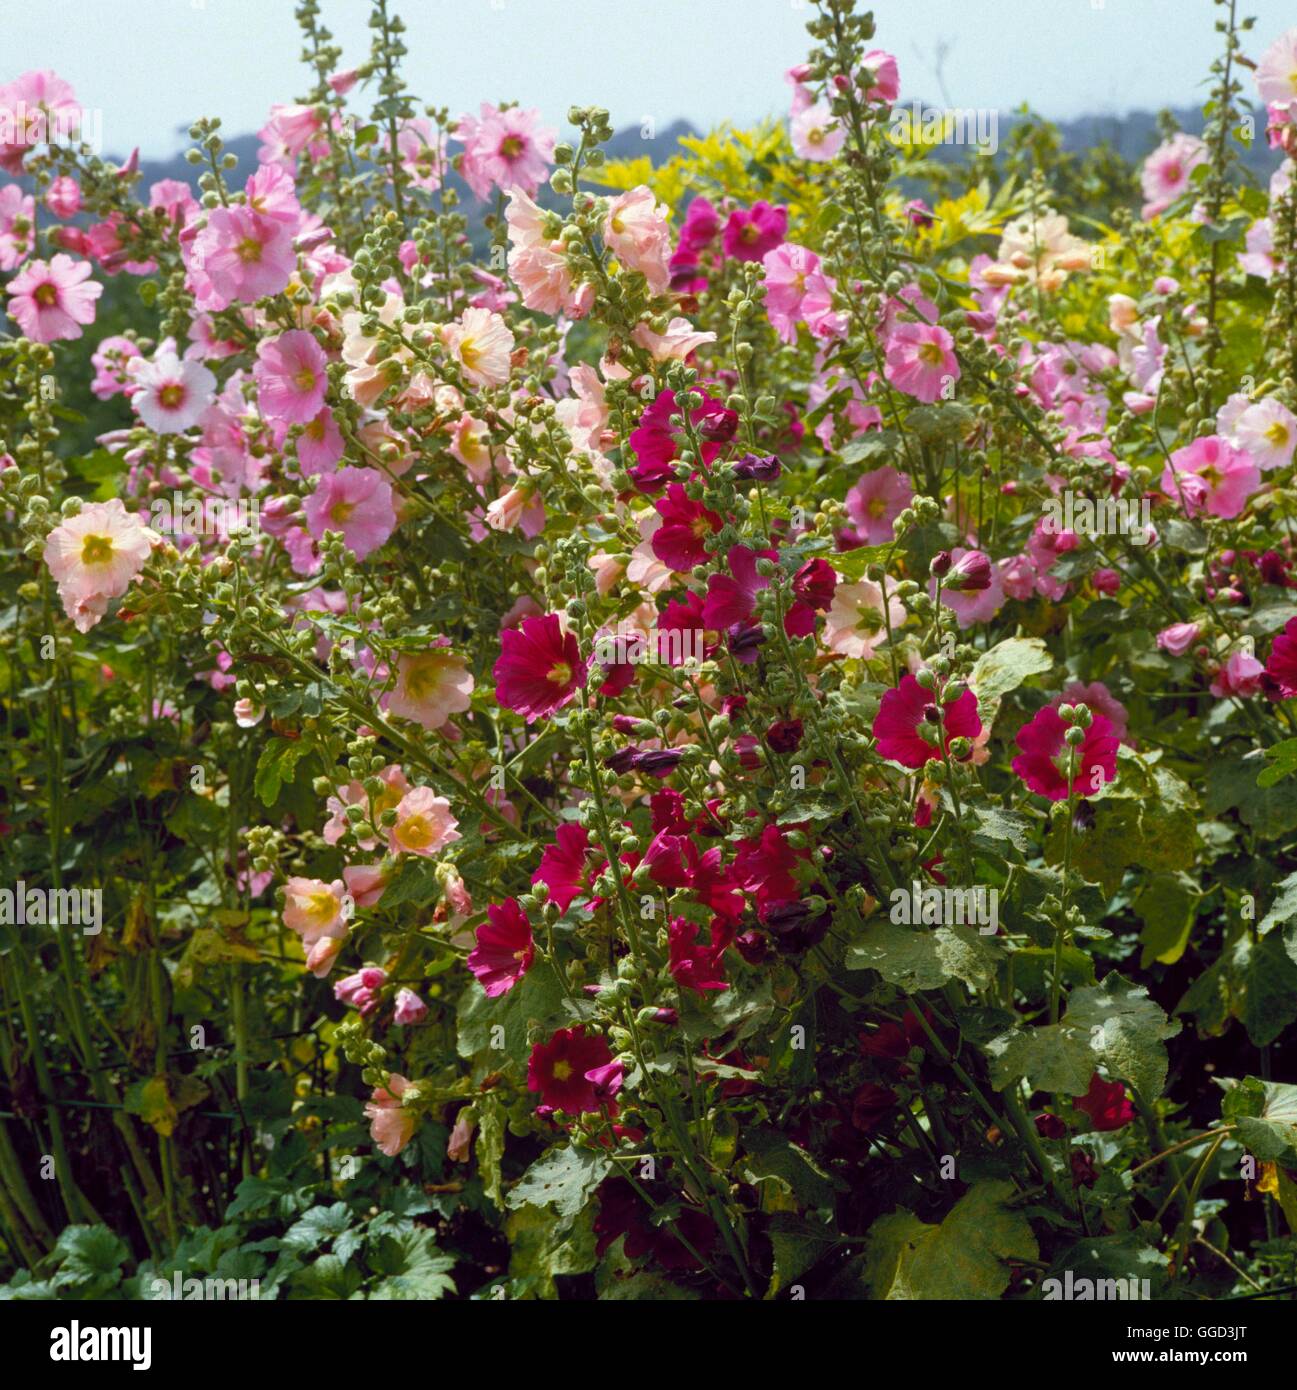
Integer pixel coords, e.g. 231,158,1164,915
4,0,1295,157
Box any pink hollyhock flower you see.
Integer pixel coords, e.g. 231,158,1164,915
1162,435,1260,520
89,335,141,400
604,186,672,295
1256,28,1297,106
527,1028,614,1114
505,187,591,317
651,482,722,572
791,101,846,160
130,351,216,434
6,254,102,342
389,116,448,193
1266,617,1297,697
1239,219,1277,280
335,966,387,1016
0,70,82,172
1157,622,1201,656
1210,649,1265,698
393,989,428,1025
761,242,843,344
824,579,905,658
467,898,535,997
702,545,774,629
845,464,913,544
0,185,34,269
532,823,593,914
303,466,396,560
257,103,324,167
859,49,900,103
1051,680,1128,741
668,917,729,995
442,306,514,387
254,329,329,424
43,499,160,634
454,102,556,201
293,408,345,475
1092,568,1121,596
1074,1073,1135,1131
1139,133,1207,219
935,548,1005,628
343,862,390,908
189,205,296,306
873,674,982,770
631,315,716,362
328,68,359,96
884,322,959,403
282,876,349,947
1012,707,1119,801
385,647,474,730
494,612,587,722
364,1074,416,1157
233,698,263,727
1231,398,1297,472
1001,553,1038,601
585,1060,625,1105
390,786,461,857
722,201,788,262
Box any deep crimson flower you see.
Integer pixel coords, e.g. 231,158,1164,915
1267,617,1297,697
1074,1072,1135,1131
657,590,710,666
731,451,782,483
733,823,805,915
466,898,534,997
527,1027,613,1114
851,1082,896,1132
1012,707,1119,801
594,1180,717,1271
872,674,982,770
766,718,804,753
1071,1150,1098,1187
668,916,729,994
792,556,837,611
627,390,727,490
651,483,723,572
859,1010,929,1064
1035,1112,1067,1139
494,613,587,722
532,822,593,913
723,200,788,262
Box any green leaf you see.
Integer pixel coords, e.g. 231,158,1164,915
766,1212,840,1292
970,637,1053,706
1221,1078,1297,1164
254,738,309,808
476,1094,506,1210
1259,871,1297,934
970,804,1035,854
1258,738,1297,788
845,918,1002,991
1042,1230,1168,1299
1066,975,1180,1102
863,1181,1037,1299
367,1230,456,1300
506,1147,612,1231
281,1203,353,1252
1134,872,1199,966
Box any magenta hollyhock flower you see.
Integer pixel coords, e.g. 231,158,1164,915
793,556,837,611
467,899,535,997
844,464,914,544
668,917,729,995
651,482,722,572
873,674,982,769
1162,434,1260,521
1074,1073,1135,1131
6,253,102,342
1051,680,1129,741
702,545,775,629
1012,707,1119,801
190,205,296,305
1267,617,1297,698
494,612,586,722
532,822,593,914
303,466,396,560
584,1060,625,1105
884,322,960,403
626,388,727,489
454,102,556,201
676,196,719,256
527,1027,614,1114
657,590,712,666
722,201,788,262
255,329,329,424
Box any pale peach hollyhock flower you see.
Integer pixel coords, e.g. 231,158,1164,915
339,288,407,406
603,186,672,295
233,698,263,727
588,550,627,597
357,418,413,477
1232,398,1297,472
485,477,538,533
450,413,501,484
342,862,390,908
442,306,514,387
324,765,411,849
626,511,674,595
991,210,1091,290
447,1108,476,1163
304,934,344,978
554,362,612,461
282,876,349,946
824,579,905,659
385,647,475,729
390,786,461,857
364,1074,417,1157
505,187,592,317
1107,293,1139,336
43,498,161,634
631,315,717,361
438,862,473,919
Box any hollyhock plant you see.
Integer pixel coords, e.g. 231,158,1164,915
5,254,102,342
42,499,160,633
188,205,296,306
494,612,586,722
873,674,982,769
467,899,535,997
1140,133,1207,219
1012,706,1119,801
455,102,556,200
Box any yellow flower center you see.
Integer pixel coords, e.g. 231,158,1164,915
235,236,263,264
547,661,572,687
305,415,326,441
458,336,482,371
500,135,524,158
304,888,338,926
294,368,318,392
867,497,887,519
1265,420,1290,446
404,654,449,701
396,815,434,852
80,533,115,566
34,282,59,307
159,383,185,409
329,499,356,524
551,1060,573,1081
918,341,945,367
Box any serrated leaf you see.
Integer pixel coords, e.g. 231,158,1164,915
845,918,1002,991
